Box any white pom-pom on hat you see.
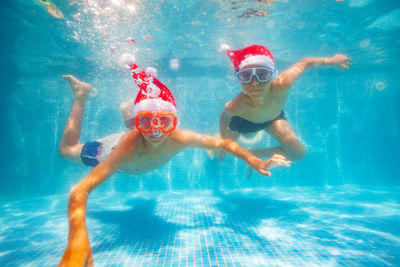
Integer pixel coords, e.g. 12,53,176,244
219,43,231,53
119,53,136,69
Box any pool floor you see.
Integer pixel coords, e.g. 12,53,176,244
0,185,399,266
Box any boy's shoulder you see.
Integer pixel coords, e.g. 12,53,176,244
124,129,142,140
118,130,144,148
224,93,248,115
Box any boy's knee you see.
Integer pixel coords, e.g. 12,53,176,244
282,135,306,161
287,146,306,162
59,144,81,161
59,145,70,158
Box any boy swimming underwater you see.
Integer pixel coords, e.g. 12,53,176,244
219,44,352,163
58,62,290,266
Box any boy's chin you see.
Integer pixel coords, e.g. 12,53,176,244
144,132,167,143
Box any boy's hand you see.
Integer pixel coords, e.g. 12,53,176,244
254,154,291,176
58,228,93,267
329,54,352,70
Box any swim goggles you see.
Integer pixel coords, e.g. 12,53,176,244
135,112,177,134
236,67,275,83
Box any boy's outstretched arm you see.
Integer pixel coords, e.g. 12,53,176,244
173,130,290,176
274,54,352,90
58,132,138,267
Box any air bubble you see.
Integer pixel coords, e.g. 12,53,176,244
297,21,305,30
110,0,122,7
375,81,386,91
143,35,153,41
266,20,275,29
89,87,98,97
360,38,371,48
170,59,179,70
126,4,137,15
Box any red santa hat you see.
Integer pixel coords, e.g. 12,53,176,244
223,44,275,72
129,63,177,116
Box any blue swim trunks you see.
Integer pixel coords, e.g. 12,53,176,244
80,141,103,167
80,132,125,167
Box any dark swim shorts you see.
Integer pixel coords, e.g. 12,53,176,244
229,110,286,134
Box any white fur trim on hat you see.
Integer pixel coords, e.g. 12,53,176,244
239,55,274,70
133,98,177,115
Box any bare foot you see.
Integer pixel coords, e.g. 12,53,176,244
63,75,91,99
206,149,215,160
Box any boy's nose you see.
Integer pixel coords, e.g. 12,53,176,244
250,76,260,85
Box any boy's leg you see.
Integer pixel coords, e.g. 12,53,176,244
59,75,92,163
260,118,306,161
248,146,286,159
246,119,304,177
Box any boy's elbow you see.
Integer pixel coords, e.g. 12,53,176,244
219,138,236,151
69,184,89,202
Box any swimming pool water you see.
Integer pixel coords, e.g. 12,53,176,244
1,0,400,266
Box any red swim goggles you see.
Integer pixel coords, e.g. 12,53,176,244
135,112,177,134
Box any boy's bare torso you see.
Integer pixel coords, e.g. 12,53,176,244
228,83,289,123
118,130,186,175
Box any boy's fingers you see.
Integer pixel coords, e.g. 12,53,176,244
257,168,271,176
342,60,352,70
268,161,279,169
272,154,286,160
262,170,271,176
269,159,290,168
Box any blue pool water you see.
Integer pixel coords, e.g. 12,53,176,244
1,0,400,266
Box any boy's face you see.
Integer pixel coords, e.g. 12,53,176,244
237,64,273,97
135,111,177,144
